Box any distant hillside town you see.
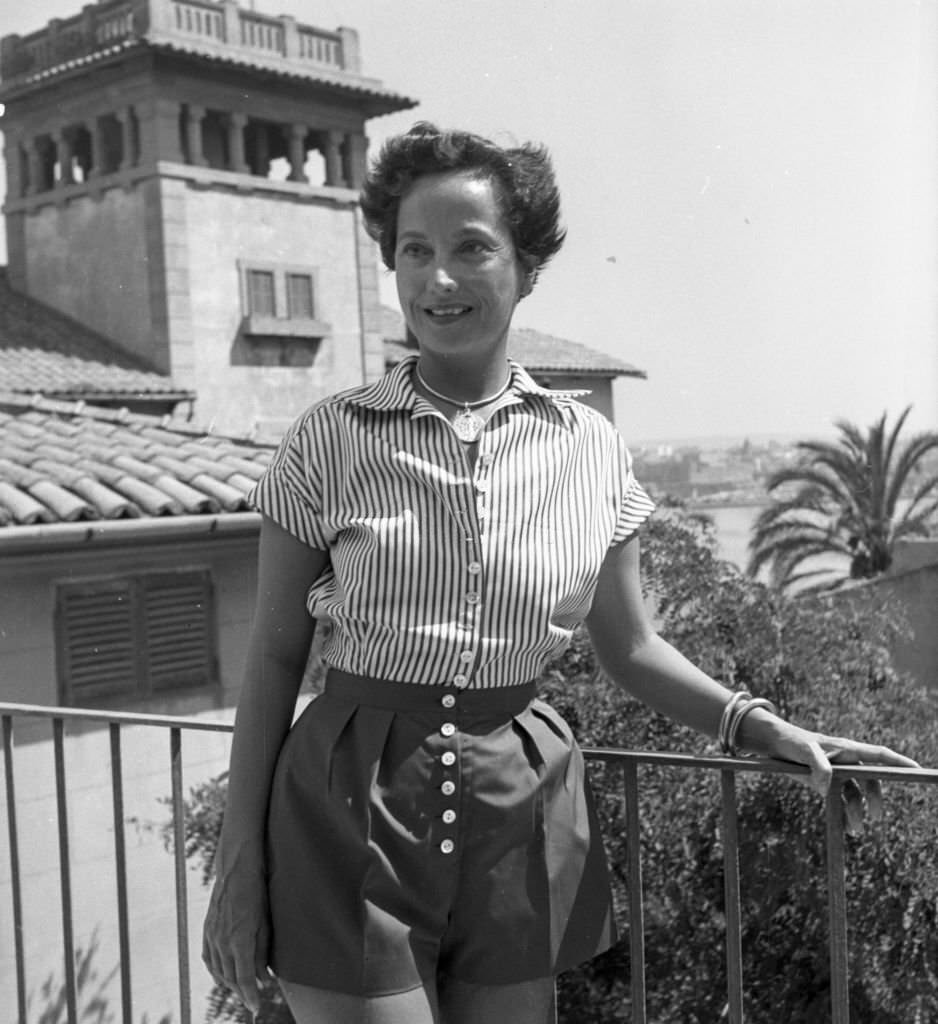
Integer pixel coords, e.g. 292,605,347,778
632,437,938,507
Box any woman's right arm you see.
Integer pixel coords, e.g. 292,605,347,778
202,515,329,1014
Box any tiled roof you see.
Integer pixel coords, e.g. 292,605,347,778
381,307,646,378
0,269,190,402
0,394,273,528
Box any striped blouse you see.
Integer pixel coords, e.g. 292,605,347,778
250,355,655,690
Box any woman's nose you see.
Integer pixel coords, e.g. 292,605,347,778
431,264,458,292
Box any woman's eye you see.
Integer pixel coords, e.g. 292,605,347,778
461,241,490,256
399,242,428,259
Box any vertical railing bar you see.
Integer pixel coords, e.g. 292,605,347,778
170,726,192,1024
826,778,850,1024
53,717,78,1024
3,715,28,1024
622,761,647,1024
110,724,133,1024
721,770,745,1023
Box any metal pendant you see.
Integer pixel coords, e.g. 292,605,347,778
451,408,485,443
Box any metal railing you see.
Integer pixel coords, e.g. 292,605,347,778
2,701,936,1024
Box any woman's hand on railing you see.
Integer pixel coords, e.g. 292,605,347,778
202,851,271,1016
744,715,921,832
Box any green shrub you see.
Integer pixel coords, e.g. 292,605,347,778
179,505,938,1022
544,507,938,1022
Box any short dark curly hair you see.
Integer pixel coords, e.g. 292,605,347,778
359,122,566,290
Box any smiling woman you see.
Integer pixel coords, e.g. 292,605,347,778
200,122,918,1024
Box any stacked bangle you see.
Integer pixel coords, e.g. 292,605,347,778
718,692,777,756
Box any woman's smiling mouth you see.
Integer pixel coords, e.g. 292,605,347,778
424,305,472,319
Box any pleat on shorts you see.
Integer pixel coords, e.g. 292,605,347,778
266,670,616,995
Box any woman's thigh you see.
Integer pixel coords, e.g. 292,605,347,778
438,976,556,1024
278,979,440,1024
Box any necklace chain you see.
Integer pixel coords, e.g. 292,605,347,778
415,365,512,410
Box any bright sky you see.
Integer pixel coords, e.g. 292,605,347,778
1,0,936,444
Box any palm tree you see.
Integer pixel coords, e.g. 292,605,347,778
747,407,938,592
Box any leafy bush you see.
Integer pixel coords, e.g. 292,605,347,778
543,506,938,1022
179,504,938,1022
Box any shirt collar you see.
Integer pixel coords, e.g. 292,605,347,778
345,354,590,412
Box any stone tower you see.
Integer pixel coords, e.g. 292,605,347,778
0,0,416,437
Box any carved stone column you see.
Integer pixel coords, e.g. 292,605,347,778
88,116,105,178
186,104,208,167
53,129,74,185
324,130,344,187
228,112,249,174
4,132,24,198
25,139,42,195
286,123,308,183
115,106,134,170
343,132,367,190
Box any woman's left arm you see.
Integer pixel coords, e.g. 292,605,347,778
584,535,919,809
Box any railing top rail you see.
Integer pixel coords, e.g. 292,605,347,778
0,701,234,733
582,745,938,783
1,702,934,783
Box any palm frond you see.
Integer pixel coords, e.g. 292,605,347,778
884,435,938,514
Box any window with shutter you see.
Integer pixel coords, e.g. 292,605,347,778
286,273,314,320
238,261,330,342
56,569,217,704
247,269,276,316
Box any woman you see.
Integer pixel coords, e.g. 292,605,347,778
202,123,916,1024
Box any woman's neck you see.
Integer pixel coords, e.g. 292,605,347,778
414,354,511,406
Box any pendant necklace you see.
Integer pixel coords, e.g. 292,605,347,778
415,366,512,443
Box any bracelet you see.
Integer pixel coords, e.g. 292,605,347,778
718,691,751,755
726,697,777,757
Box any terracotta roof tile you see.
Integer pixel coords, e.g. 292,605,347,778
0,269,191,402
380,306,646,378
0,394,273,528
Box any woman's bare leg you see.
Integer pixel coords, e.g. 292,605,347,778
279,979,440,1024
438,976,556,1024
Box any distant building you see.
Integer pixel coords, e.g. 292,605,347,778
0,0,416,438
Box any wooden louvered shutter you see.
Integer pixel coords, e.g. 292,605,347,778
56,579,140,701
142,570,216,692
286,273,314,319
56,569,217,704
247,269,276,316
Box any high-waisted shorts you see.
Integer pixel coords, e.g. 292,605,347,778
265,670,616,995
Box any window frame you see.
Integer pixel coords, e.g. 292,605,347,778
238,260,331,339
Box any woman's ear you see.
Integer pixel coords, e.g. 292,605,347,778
518,253,537,299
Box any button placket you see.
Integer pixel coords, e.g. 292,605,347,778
437,691,462,855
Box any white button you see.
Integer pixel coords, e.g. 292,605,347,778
459,650,474,663
466,592,480,605
475,479,488,493
441,693,456,708
467,561,482,575
481,454,494,466
440,839,455,854
442,809,457,824
441,722,456,737
453,674,468,688
441,780,456,796
441,751,456,766
477,506,487,519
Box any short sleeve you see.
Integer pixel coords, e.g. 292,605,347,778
610,434,655,546
248,406,332,550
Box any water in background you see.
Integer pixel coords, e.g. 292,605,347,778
700,505,760,571
697,504,849,586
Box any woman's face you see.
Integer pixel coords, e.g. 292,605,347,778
394,170,529,364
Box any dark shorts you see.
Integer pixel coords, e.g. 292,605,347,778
266,670,616,995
